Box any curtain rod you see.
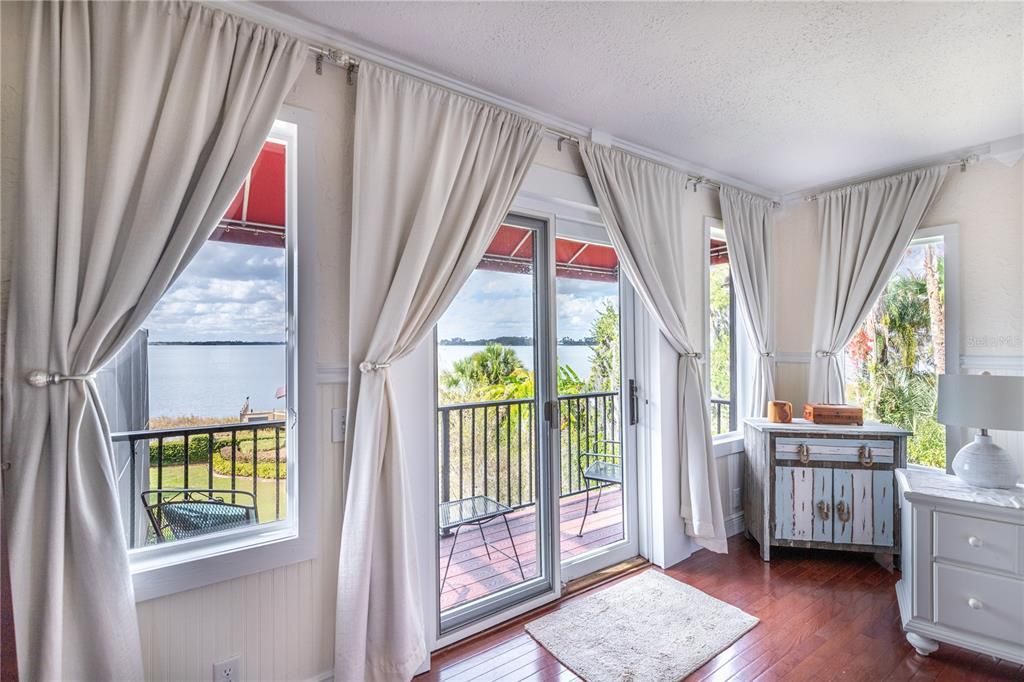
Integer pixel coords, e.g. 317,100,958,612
802,154,980,202
309,45,776,207
310,46,584,145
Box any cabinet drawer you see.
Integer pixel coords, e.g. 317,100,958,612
934,563,1024,646
935,512,1020,574
776,437,893,466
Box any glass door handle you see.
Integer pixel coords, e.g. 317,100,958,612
629,379,639,426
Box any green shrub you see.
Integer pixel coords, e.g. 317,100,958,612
149,430,286,466
212,453,287,480
908,416,946,468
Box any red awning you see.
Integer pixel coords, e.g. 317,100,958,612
710,238,729,266
476,224,619,282
210,141,287,249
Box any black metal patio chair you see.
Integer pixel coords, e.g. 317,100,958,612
577,440,622,537
141,488,258,543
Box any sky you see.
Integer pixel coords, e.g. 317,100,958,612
144,241,286,343
436,268,617,342
145,242,617,343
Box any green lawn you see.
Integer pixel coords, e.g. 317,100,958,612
149,463,287,524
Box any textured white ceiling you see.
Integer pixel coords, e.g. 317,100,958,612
260,1,1023,195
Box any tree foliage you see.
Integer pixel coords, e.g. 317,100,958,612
847,253,946,468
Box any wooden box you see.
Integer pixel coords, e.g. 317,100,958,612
743,418,910,562
803,403,863,425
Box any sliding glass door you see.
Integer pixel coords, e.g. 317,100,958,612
433,212,638,633
435,214,557,632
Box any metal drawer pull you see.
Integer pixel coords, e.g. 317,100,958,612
817,500,831,520
836,500,851,523
968,598,984,610
858,445,874,468
968,536,983,547
798,443,810,464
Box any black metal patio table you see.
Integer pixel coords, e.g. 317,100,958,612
439,495,525,591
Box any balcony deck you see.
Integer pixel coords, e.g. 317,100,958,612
439,486,623,612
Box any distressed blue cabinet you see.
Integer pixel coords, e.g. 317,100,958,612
744,419,909,561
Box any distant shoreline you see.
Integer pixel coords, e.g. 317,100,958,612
150,341,285,346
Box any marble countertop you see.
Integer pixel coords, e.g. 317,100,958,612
896,468,1024,510
744,417,912,437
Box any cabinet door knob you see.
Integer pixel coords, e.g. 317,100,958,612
817,500,831,520
836,500,851,523
968,598,984,610
968,536,983,547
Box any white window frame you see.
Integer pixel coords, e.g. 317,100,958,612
129,105,320,601
703,217,747,449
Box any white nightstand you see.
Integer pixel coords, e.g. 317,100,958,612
895,468,1024,663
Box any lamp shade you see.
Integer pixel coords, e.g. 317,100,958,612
937,374,1024,431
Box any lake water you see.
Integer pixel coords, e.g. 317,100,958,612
149,345,286,419
149,344,599,418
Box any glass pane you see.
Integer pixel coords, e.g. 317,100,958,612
555,238,624,562
709,236,733,435
435,223,539,614
846,238,946,467
106,139,290,548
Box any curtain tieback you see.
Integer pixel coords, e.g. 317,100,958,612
682,351,703,359
358,360,391,373
760,352,776,358
815,350,838,358
25,370,96,387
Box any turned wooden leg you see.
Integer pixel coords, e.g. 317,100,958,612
906,632,939,657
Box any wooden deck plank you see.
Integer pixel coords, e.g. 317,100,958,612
439,487,624,611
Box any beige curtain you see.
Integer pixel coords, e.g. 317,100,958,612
808,167,947,404
336,63,542,681
579,141,726,553
719,186,776,418
1,3,305,679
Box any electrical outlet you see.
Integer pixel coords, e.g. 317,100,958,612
213,656,240,682
731,487,742,511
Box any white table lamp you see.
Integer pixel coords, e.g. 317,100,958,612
937,373,1024,489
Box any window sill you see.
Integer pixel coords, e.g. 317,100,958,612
130,521,316,602
713,431,744,458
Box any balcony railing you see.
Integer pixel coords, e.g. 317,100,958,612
437,392,619,511
111,420,287,548
710,397,732,436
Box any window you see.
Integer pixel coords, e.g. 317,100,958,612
706,222,736,436
100,110,318,599
844,226,959,468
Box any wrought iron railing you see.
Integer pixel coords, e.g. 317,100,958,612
710,397,733,436
436,392,619,511
111,420,287,548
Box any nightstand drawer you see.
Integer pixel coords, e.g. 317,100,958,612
776,437,893,466
934,563,1024,646
934,512,1019,574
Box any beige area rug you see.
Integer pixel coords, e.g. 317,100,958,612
525,570,758,682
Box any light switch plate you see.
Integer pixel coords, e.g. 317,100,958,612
331,408,346,443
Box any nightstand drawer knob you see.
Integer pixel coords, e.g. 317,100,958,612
968,598,984,610
968,536,983,547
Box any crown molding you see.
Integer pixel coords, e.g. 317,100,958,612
779,134,1024,204
210,1,780,200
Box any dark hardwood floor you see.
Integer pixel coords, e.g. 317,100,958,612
418,535,1024,681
